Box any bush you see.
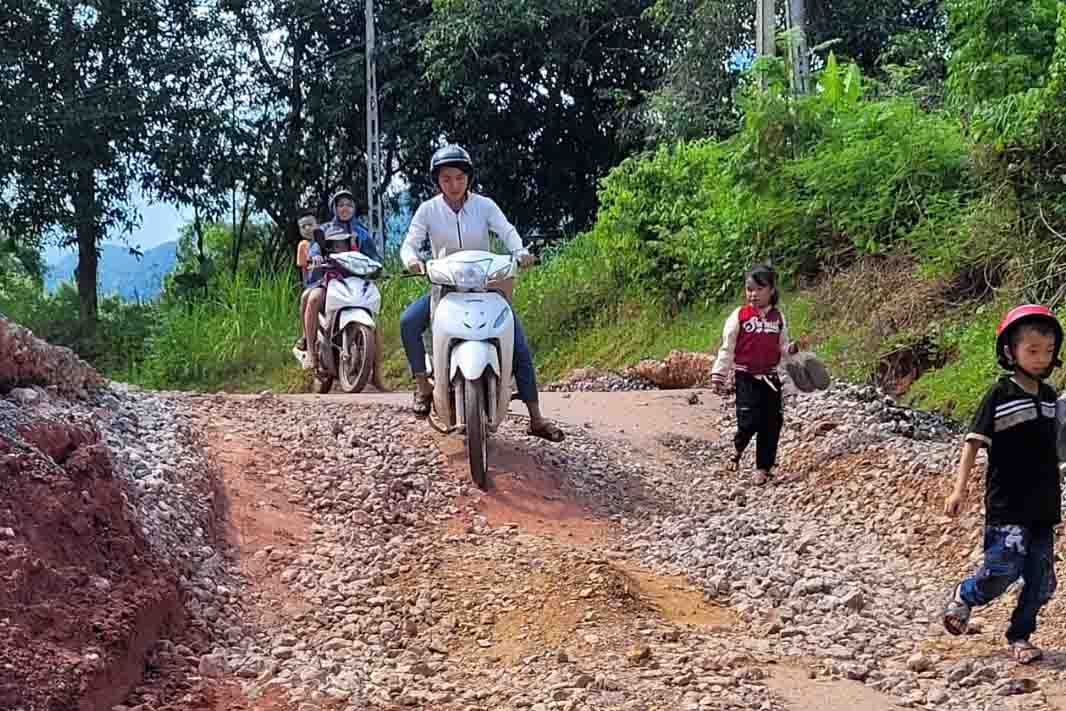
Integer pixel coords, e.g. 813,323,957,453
589,140,759,307
586,55,977,307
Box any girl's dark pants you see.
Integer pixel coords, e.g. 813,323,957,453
734,372,783,470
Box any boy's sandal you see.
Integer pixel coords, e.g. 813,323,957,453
1009,640,1044,665
412,391,432,416
942,586,970,636
751,470,768,486
528,420,565,443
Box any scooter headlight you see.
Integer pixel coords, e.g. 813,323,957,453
452,260,491,290
486,259,516,283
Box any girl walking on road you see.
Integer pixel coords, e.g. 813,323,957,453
711,263,805,485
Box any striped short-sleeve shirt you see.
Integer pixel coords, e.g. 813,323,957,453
966,376,1060,526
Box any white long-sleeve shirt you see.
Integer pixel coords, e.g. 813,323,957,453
711,304,793,381
400,193,529,268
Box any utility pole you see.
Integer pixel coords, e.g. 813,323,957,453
365,0,384,257
787,0,809,95
755,0,776,60
755,0,775,88
754,0,809,95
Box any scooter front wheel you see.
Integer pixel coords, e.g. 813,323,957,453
463,376,489,490
338,323,374,393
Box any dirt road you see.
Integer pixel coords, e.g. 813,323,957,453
121,387,1066,711
266,389,723,452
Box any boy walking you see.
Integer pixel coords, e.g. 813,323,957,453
943,305,1062,664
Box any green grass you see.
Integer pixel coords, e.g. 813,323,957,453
14,231,1022,427
902,300,1007,420
529,291,819,383
137,269,303,391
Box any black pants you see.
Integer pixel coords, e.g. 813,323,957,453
734,372,783,471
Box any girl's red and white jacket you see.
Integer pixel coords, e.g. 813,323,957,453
711,304,794,386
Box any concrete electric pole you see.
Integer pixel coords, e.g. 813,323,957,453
365,0,385,257
786,0,810,95
755,0,809,95
755,0,776,61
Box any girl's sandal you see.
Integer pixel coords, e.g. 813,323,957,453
751,470,769,486
1009,640,1044,665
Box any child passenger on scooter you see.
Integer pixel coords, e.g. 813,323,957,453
294,209,319,353
300,226,388,391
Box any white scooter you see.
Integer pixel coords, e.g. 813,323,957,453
292,250,383,394
424,250,518,489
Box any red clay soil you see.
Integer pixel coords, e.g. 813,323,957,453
0,416,182,711
440,436,611,546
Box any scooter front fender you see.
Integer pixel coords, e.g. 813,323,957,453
449,340,500,383
338,308,375,331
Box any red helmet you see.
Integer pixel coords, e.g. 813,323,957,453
995,304,1063,371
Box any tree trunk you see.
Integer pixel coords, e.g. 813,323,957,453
74,169,99,329
62,6,98,330
231,193,251,276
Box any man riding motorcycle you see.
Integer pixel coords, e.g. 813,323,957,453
399,144,564,442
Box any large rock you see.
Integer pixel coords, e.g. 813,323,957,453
0,316,105,398
624,350,715,390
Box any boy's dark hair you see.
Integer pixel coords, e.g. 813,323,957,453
746,263,779,306
1008,321,1058,350
298,207,317,221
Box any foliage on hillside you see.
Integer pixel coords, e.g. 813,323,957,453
8,1,1066,424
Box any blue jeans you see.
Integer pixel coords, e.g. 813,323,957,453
400,292,538,403
958,524,1057,642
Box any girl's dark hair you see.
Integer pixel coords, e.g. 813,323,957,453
746,263,779,306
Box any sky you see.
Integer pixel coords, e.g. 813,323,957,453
43,195,190,265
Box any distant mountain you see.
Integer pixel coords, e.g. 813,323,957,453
46,242,178,302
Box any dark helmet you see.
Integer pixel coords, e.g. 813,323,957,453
995,304,1063,371
330,188,357,214
430,144,474,184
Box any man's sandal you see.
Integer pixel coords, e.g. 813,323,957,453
1009,640,1044,665
528,420,565,442
412,391,432,416
943,585,971,636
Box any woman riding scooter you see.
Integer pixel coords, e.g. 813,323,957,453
399,144,564,442
302,190,388,391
